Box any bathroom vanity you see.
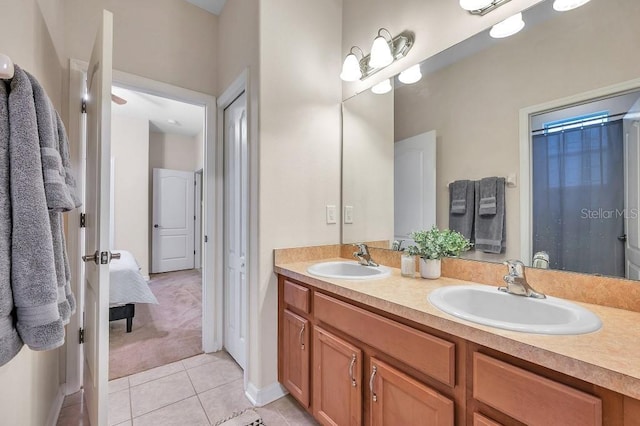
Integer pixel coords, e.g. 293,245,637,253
275,254,640,426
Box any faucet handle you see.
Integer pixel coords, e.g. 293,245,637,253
503,259,525,276
353,243,369,254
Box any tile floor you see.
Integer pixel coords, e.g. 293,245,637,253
56,351,318,426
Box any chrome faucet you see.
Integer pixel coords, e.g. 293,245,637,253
499,260,546,299
353,243,378,267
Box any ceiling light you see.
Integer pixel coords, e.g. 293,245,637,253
340,47,363,82
369,29,394,69
459,0,493,11
371,79,392,95
552,0,591,11
490,12,525,38
398,64,422,84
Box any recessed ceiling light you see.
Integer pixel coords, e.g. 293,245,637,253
553,0,591,12
490,12,525,39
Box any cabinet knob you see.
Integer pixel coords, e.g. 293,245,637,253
369,365,378,402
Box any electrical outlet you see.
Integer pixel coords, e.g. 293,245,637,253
344,205,353,224
326,205,337,224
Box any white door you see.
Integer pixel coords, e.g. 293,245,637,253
624,118,640,279
152,168,195,273
82,10,113,426
394,130,437,242
224,92,248,369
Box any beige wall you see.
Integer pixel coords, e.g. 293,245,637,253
0,1,66,425
258,0,343,388
342,89,394,244
395,0,640,263
112,114,150,276
341,0,545,99
63,0,218,96
149,132,201,172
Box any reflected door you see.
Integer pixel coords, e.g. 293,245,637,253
624,119,640,279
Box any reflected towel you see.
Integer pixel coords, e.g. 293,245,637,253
8,66,64,351
0,80,24,366
449,180,474,240
450,180,468,215
478,177,497,216
474,178,506,254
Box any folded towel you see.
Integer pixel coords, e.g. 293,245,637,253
0,81,24,367
8,66,64,351
474,178,506,254
449,180,468,214
449,180,475,240
478,177,497,216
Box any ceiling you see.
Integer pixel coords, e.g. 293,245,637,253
184,0,227,15
111,86,205,137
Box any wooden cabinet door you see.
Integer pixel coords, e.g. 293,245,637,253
370,357,454,426
282,309,310,407
313,326,363,426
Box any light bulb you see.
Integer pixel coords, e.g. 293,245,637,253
340,53,362,82
490,12,525,39
553,0,591,11
371,79,392,95
459,0,493,11
369,36,393,69
398,64,422,84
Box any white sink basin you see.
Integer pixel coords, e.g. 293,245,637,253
428,285,602,335
307,261,391,280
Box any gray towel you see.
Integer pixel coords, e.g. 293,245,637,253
0,81,24,366
55,111,81,208
449,180,474,240
450,180,468,214
8,66,64,351
474,178,506,254
478,177,497,216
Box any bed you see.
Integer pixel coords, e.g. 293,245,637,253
109,250,158,332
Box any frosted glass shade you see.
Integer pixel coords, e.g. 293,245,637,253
553,0,591,11
459,0,493,11
369,36,393,69
490,12,525,38
340,53,362,82
371,79,392,95
398,64,422,84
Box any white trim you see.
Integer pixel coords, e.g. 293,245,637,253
46,385,66,426
217,69,250,378
245,381,288,407
519,77,640,266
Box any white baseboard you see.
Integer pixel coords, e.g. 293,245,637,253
143,275,150,281
46,385,66,426
245,381,288,407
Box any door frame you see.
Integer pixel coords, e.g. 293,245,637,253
217,70,251,389
519,76,640,267
65,59,220,392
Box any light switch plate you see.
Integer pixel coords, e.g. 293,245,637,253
344,205,353,224
326,205,337,224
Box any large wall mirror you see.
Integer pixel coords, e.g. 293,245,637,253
341,0,640,280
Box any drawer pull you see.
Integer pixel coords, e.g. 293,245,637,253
370,365,378,402
349,354,357,387
299,324,305,350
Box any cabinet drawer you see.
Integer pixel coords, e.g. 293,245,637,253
473,353,602,426
315,292,455,387
473,413,502,426
284,279,310,313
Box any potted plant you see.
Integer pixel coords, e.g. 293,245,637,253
408,227,472,279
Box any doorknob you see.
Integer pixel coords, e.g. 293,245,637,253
82,251,99,264
82,251,122,265
154,224,160,228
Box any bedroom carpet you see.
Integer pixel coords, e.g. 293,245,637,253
109,269,203,380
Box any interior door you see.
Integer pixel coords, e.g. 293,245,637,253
624,118,640,279
82,10,113,426
151,168,195,273
394,130,437,243
224,91,248,368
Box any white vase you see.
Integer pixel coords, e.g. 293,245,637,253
420,258,441,279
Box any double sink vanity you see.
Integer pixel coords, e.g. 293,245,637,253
275,245,640,425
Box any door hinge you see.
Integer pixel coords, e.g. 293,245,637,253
81,99,87,114
79,328,85,344
194,250,196,255
80,213,86,228
204,235,208,243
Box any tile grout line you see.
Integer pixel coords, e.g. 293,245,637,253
127,377,133,426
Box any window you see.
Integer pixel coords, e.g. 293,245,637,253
543,111,609,134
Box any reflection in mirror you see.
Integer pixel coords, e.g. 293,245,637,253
341,0,640,280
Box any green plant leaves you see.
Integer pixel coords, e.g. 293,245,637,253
408,226,472,260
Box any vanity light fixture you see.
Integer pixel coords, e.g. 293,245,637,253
340,29,414,82
552,0,591,11
398,64,422,84
371,79,392,95
462,0,513,16
489,12,525,38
